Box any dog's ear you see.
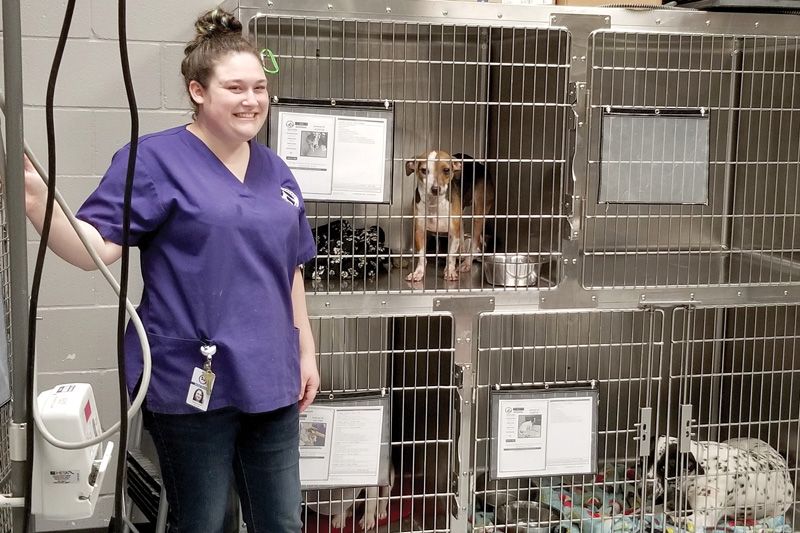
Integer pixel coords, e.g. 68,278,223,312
684,451,704,475
663,442,683,478
405,159,418,176
639,434,658,474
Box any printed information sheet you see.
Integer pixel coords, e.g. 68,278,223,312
299,405,384,486
277,111,388,202
495,396,594,478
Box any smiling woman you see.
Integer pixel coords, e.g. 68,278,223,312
186,52,270,177
24,7,318,533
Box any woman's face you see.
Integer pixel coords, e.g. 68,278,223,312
190,51,269,144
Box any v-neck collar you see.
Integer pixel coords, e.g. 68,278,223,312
182,125,258,189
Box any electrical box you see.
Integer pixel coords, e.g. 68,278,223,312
31,383,114,520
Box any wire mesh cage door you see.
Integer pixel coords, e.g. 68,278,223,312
473,309,664,532
0,123,15,533
583,31,800,289
664,305,800,530
250,14,570,293
304,315,457,532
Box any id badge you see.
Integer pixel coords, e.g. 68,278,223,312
186,367,214,411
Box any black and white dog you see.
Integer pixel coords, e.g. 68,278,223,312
645,436,794,529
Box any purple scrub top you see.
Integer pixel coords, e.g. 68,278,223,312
77,125,316,414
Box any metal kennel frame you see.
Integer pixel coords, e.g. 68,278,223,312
222,1,800,531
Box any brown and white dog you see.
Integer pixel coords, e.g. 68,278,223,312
405,151,495,281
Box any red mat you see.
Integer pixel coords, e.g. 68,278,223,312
304,498,413,533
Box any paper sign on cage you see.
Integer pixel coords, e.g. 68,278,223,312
490,387,598,479
268,98,394,204
299,394,391,489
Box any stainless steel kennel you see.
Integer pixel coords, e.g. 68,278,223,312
227,1,800,531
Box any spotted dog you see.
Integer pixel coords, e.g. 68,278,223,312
645,436,794,529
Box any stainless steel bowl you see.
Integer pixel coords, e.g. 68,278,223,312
477,475,539,509
483,254,540,287
495,501,560,533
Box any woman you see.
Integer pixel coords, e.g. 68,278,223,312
25,8,318,532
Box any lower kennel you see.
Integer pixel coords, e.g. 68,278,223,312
299,305,800,532
303,315,457,532
472,306,800,532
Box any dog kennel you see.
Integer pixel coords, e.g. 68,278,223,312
222,0,800,531
217,0,800,532
0,1,798,532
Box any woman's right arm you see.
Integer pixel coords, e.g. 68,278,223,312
24,156,122,271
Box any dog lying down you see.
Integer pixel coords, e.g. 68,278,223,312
645,436,794,529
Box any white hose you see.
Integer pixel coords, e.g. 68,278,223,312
1,90,152,449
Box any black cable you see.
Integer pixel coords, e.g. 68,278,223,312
24,1,138,531
113,0,139,530
25,1,77,531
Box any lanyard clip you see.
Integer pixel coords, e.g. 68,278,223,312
200,343,217,362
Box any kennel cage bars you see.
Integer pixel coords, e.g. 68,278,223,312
299,304,800,532
225,0,800,311
0,1,797,532
218,2,800,532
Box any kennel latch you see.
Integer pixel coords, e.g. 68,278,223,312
635,407,653,458
679,404,695,452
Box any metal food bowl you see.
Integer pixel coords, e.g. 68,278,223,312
494,501,560,533
477,475,539,509
483,254,541,287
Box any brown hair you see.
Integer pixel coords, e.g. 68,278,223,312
181,9,260,116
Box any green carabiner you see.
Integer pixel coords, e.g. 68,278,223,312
260,48,280,75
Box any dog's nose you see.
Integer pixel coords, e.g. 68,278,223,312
430,185,440,195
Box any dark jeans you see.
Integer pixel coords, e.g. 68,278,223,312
143,404,302,533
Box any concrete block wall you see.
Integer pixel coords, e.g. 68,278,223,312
2,0,218,529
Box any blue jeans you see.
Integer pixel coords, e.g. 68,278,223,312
143,404,302,533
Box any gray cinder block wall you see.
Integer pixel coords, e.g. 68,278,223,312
2,1,218,529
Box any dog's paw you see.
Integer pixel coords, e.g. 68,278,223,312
359,513,377,531
377,501,389,521
458,260,472,272
406,269,425,282
443,266,459,280
331,511,349,529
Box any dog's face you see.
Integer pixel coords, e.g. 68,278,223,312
306,132,320,151
643,436,704,503
405,150,462,197
642,437,794,527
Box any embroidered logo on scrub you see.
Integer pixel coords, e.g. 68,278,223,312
280,187,300,207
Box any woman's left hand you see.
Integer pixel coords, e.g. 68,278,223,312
298,352,319,412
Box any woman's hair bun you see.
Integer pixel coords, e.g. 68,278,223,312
194,8,243,41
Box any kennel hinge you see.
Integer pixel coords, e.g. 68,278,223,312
454,363,466,389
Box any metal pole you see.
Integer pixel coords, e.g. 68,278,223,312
2,0,31,530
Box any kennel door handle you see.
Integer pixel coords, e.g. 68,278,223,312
679,404,696,452
635,407,653,457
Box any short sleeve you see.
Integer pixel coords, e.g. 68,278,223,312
295,188,317,266
76,144,167,246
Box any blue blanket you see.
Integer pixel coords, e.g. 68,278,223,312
538,465,792,533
